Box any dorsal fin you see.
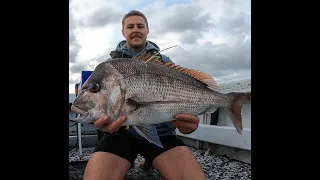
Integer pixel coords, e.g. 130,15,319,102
132,52,218,91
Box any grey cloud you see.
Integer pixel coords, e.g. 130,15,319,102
158,5,213,34
69,63,91,85
214,0,251,35
217,12,250,34
158,1,251,46
161,1,251,80
84,8,124,28
179,31,202,44
163,37,250,80
90,50,113,64
69,75,81,85
69,48,114,75
69,63,92,74
69,29,75,44
222,12,246,29
69,44,81,63
69,0,81,63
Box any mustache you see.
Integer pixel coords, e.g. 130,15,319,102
131,33,142,38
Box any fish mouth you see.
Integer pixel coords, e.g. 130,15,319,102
71,105,88,116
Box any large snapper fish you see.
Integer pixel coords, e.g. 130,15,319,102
71,53,247,148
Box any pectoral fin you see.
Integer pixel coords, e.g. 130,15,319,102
132,125,164,148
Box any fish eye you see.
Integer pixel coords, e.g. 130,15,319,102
88,83,100,93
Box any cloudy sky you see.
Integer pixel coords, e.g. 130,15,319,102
69,0,251,94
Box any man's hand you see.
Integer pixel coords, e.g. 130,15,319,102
94,115,127,134
172,114,200,134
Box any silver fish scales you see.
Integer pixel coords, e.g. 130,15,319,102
71,53,247,148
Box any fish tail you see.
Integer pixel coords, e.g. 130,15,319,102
226,92,247,134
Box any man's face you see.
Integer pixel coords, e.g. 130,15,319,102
122,15,149,49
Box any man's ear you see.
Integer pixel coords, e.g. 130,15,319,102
147,28,149,35
121,29,124,37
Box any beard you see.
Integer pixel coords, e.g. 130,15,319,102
129,37,146,48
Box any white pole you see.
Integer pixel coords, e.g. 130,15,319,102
77,114,83,161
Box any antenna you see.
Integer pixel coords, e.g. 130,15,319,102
145,44,178,63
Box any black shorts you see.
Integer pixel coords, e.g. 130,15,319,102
93,133,186,165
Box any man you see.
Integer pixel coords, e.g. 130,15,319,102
75,83,79,97
83,10,206,180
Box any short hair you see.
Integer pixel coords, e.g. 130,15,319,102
122,10,149,28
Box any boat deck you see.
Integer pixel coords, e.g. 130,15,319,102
69,146,251,180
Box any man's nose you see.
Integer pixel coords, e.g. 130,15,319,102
133,25,139,32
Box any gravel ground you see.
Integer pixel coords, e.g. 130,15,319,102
69,146,251,180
